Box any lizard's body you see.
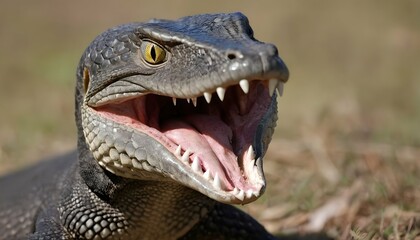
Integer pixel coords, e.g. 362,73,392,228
0,13,288,239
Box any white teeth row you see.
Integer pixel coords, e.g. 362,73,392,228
171,79,284,106
174,144,260,201
230,187,257,201
174,144,226,191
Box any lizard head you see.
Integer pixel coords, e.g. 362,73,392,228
76,12,289,204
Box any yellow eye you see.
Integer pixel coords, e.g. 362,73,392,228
142,42,166,64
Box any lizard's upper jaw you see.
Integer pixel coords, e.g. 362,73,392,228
84,78,284,204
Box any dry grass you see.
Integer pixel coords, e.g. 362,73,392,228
0,0,419,239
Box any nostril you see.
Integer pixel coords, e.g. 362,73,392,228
226,51,244,60
227,53,237,60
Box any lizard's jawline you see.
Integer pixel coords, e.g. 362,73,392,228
93,81,272,199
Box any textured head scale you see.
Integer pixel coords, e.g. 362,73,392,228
75,12,288,204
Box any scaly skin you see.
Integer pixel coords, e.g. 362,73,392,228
0,12,288,239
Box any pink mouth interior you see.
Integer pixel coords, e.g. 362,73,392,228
95,82,271,191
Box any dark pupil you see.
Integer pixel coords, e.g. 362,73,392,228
151,45,156,61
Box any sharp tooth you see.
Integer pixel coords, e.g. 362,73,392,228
216,87,226,101
175,145,182,158
186,98,190,103
239,79,249,94
203,92,212,103
247,145,255,160
191,156,201,173
172,97,177,106
236,189,245,201
268,79,279,97
192,97,197,107
277,82,284,97
213,173,222,190
203,170,211,180
181,149,191,163
232,187,239,195
246,189,253,199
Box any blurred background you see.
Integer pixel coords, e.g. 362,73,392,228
0,0,419,238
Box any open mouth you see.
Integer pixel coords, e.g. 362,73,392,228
91,78,283,201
